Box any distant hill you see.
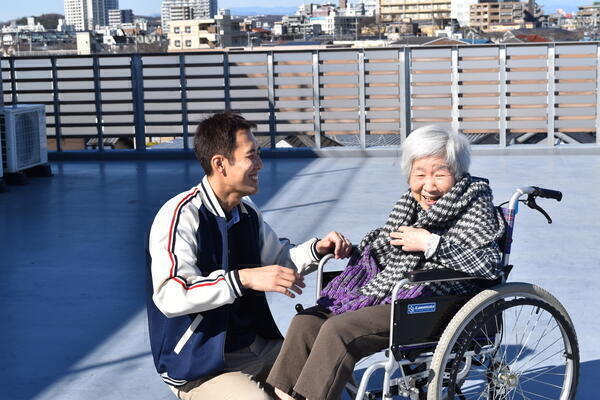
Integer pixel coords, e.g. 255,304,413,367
230,7,296,16
14,13,64,30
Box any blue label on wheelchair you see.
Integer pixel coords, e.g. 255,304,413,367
408,302,437,314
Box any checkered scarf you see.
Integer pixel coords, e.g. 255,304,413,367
358,173,505,300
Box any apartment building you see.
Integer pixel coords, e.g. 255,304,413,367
161,0,218,32
108,9,133,27
379,0,452,29
470,1,526,32
167,14,245,50
64,0,101,30
577,3,600,28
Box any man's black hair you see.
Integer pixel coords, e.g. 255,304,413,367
194,111,257,175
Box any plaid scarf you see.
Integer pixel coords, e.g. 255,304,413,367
318,174,505,315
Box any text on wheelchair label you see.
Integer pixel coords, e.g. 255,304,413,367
407,303,437,314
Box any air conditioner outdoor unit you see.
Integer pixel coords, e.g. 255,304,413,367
0,104,48,174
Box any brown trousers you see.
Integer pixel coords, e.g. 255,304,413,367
266,304,391,400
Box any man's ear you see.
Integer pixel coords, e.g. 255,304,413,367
211,155,227,176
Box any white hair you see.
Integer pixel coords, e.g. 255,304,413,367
400,125,471,181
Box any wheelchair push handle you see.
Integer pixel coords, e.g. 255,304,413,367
532,186,563,202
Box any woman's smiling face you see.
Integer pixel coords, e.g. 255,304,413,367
409,155,456,210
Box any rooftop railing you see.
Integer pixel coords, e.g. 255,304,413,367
2,42,600,155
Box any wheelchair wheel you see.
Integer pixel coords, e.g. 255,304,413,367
427,283,579,400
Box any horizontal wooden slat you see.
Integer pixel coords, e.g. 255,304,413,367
508,55,547,60
412,69,451,74
556,103,596,108
412,81,451,86
507,67,547,72
461,117,499,122
508,91,547,96
556,78,596,84
508,116,547,121
461,105,499,110
556,66,596,71
462,129,499,134
508,104,547,109
460,68,499,73
412,117,452,122
556,115,595,120
412,105,452,110
461,92,500,97
460,56,498,61
461,80,500,86
412,57,451,62
557,53,596,59
412,94,452,98
558,127,596,132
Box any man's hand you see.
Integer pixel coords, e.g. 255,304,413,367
238,265,305,298
390,226,431,252
315,231,352,259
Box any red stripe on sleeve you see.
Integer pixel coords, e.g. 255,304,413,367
167,188,200,278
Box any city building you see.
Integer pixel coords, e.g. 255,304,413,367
1,17,46,33
470,1,526,32
167,12,245,50
161,0,218,32
350,0,379,17
577,3,600,29
64,0,118,30
451,0,477,28
379,0,452,32
104,0,119,25
108,9,134,27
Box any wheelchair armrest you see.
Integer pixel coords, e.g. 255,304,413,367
407,268,478,283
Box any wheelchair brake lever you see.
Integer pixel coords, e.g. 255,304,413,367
526,195,553,224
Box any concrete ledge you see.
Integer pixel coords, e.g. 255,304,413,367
48,144,600,161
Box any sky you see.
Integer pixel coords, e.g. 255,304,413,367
0,0,580,22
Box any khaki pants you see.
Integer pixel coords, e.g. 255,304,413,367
266,304,391,400
169,336,282,400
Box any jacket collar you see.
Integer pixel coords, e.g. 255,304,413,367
199,176,248,219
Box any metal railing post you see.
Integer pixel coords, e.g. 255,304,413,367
223,52,231,111
50,57,63,152
179,54,189,150
9,57,17,105
267,52,276,149
547,44,556,146
131,54,146,151
0,58,4,108
358,50,366,149
499,46,507,147
312,51,322,148
596,44,600,144
399,47,412,142
92,55,104,152
451,46,460,134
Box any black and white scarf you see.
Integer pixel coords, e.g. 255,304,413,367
358,174,506,300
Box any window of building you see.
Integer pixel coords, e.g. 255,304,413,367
185,26,191,33
175,40,181,47
174,27,180,34
185,40,192,47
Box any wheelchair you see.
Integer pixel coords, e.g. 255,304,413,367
306,186,579,400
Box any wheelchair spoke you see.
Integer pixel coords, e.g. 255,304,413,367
512,339,563,374
518,363,565,385
511,305,545,365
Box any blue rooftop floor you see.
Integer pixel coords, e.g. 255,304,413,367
0,154,599,399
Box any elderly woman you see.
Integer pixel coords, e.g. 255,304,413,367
266,125,506,400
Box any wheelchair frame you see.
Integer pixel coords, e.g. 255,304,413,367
313,186,579,400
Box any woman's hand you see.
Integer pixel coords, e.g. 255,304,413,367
390,226,431,252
